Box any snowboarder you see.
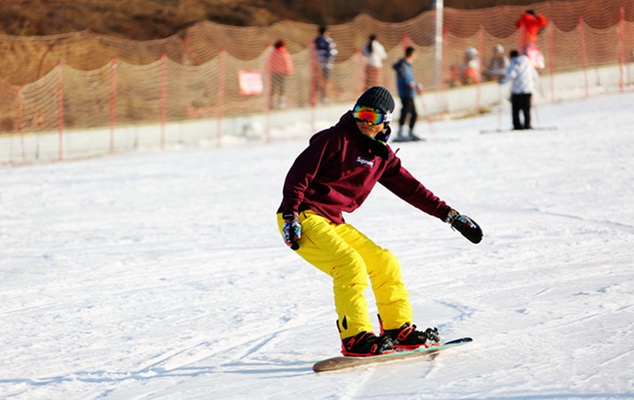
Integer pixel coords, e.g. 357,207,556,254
276,86,483,357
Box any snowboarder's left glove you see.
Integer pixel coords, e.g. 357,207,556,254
282,211,302,250
446,209,483,244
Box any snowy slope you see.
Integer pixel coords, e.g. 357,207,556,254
1,92,633,400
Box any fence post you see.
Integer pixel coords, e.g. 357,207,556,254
110,58,118,153
216,47,226,146
578,17,589,98
618,7,625,92
354,48,363,94
547,22,555,103
476,25,484,110
439,27,449,117
56,60,64,161
16,86,25,163
433,0,444,91
401,33,409,50
159,53,167,149
518,24,526,50
264,43,271,144
309,41,317,134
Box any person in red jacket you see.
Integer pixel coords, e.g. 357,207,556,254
276,86,483,357
267,39,294,109
516,10,548,69
515,9,547,49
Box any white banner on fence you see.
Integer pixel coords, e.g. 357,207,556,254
238,70,263,95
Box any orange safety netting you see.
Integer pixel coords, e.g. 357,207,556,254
0,0,632,157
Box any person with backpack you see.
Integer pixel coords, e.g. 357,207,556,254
314,25,338,104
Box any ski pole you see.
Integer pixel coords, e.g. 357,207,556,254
497,83,503,131
417,85,435,137
532,92,540,128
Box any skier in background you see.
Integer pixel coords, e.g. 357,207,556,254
392,46,424,142
499,49,539,130
277,86,483,357
314,25,338,104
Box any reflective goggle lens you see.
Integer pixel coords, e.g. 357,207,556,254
353,105,391,125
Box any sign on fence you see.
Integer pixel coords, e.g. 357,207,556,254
238,70,263,95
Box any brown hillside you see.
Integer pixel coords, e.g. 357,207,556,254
1,0,566,40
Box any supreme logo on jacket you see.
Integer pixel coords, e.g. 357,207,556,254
355,156,375,168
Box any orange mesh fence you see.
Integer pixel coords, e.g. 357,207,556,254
0,0,633,163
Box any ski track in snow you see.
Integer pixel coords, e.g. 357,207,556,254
1,92,634,399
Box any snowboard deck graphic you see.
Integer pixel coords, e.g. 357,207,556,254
312,337,472,373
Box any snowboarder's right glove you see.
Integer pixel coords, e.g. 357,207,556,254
282,211,302,250
446,209,483,244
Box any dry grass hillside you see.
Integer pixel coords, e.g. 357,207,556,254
1,0,551,40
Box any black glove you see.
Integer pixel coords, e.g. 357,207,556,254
446,209,483,244
282,211,302,250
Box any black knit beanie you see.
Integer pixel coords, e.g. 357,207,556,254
355,86,395,115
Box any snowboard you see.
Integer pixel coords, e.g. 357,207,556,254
312,337,472,373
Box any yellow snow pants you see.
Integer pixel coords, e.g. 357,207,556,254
277,210,413,339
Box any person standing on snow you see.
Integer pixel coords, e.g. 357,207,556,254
276,86,483,357
267,39,294,110
393,46,424,142
515,9,547,69
314,25,338,104
515,9,547,50
499,50,539,130
361,34,388,90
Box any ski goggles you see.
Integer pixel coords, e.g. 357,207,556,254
352,105,392,126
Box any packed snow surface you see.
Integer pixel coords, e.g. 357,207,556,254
1,92,633,399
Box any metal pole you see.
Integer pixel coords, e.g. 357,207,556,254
434,0,444,90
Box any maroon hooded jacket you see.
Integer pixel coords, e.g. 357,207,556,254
278,111,451,224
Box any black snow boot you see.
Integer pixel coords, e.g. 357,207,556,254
341,331,395,357
383,323,440,350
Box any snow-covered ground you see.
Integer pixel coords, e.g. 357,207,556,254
1,92,633,400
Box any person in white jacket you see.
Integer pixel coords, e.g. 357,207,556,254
499,49,539,130
361,34,388,90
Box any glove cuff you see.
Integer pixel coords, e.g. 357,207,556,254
445,209,459,224
283,211,299,221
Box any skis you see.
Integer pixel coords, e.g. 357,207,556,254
480,126,557,134
312,337,472,373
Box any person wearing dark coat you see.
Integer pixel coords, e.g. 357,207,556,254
277,86,483,357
